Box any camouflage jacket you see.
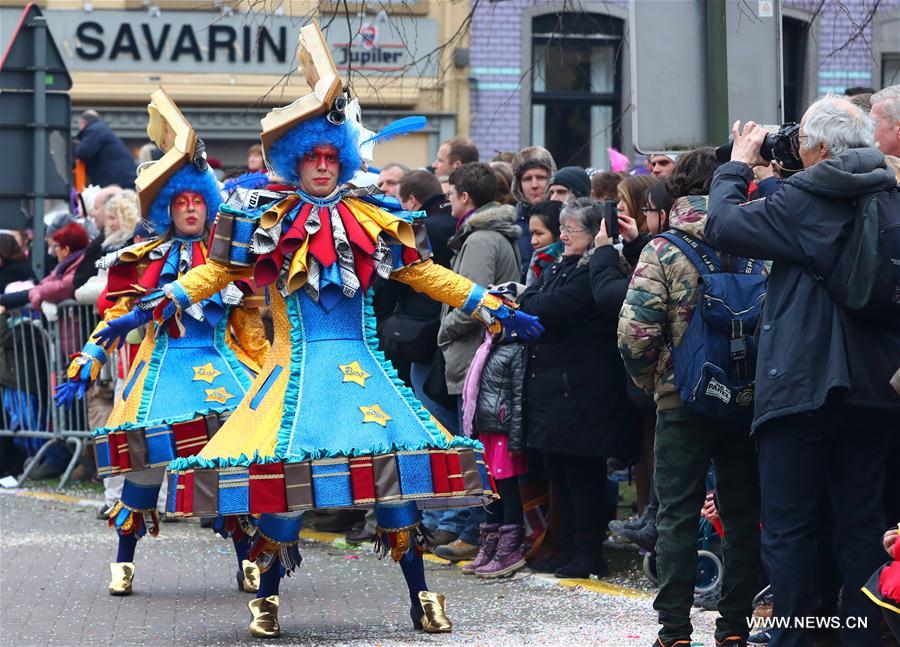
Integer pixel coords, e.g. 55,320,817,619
617,195,711,411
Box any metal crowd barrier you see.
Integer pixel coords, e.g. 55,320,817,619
0,300,101,489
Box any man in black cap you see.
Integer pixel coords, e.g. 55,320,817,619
547,166,591,204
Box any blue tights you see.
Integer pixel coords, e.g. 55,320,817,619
256,562,282,598
251,551,427,604
232,535,251,569
116,533,138,563
399,550,428,604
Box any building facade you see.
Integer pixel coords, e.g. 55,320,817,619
469,0,900,168
2,0,897,172
0,0,474,169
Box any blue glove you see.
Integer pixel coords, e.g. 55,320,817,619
53,380,85,406
92,308,153,349
497,306,544,341
55,343,107,406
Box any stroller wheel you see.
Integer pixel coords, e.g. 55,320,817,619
752,584,772,608
642,552,659,586
695,549,724,593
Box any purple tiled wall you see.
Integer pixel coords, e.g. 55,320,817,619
468,0,898,160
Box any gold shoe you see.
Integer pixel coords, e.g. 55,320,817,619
108,562,135,596
417,591,452,633
248,595,281,638
241,559,260,593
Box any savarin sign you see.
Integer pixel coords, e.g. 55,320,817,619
0,9,438,76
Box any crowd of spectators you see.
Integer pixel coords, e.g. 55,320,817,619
3,88,900,646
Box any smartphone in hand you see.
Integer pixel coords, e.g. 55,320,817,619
603,200,619,240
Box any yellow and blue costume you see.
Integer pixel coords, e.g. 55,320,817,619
88,235,267,516
57,89,270,596
102,21,541,636
161,193,500,520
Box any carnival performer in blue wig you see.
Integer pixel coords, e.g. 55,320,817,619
55,90,270,597
94,22,542,638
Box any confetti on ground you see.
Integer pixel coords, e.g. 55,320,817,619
1,487,720,646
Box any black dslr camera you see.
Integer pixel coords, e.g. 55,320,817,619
716,122,802,171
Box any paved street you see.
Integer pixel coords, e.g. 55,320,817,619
0,489,718,646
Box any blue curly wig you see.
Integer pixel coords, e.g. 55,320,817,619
147,163,222,235
267,116,362,187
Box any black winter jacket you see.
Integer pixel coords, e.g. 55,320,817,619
474,338,526,450
623,233,650,270
520,254,640,459
75,119,137,189
514,202,535,279
0,260,34,294
590,245,657,413
377,194,457,365
73,233,105,292
706,151,900,431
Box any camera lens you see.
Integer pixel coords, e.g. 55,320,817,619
759,133,776,162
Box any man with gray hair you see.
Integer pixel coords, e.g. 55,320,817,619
871,84,900,158
705,95,900,646
376,162,409,197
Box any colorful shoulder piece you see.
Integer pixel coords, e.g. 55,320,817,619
98,237,168,299
208,204,262,268
358,197,432,271
209,187,299,268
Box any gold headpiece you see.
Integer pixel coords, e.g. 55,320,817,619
259,20,343,158
136,88,198,216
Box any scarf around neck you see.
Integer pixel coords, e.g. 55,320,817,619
526,240,564,286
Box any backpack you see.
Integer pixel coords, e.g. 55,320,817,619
658,231,767,424
822,187,900,319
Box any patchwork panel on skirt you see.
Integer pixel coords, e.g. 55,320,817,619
168,447,497,517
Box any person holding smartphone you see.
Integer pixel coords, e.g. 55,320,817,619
518,197,640,579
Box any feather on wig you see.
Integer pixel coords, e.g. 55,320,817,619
266,116,362,187
147,164,222,234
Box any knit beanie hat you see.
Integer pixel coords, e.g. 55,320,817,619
548,166,591,198
512,146,557,202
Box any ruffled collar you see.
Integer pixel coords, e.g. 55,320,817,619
292,188,344,209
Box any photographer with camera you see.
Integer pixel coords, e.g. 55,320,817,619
706,94,900,647
618,149,762,647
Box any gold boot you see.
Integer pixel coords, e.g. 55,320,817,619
108,562,135,596
240,559,260,593
417,591,452,633
248,595,281,638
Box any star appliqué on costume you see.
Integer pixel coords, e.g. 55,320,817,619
205,386,234,404
359,404,391,427
339,360,370,387
192,362,221,383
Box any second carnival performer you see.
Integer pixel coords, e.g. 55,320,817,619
92,22,542,638
55,90,270,597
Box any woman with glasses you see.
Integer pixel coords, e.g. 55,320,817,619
519,197,640,579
